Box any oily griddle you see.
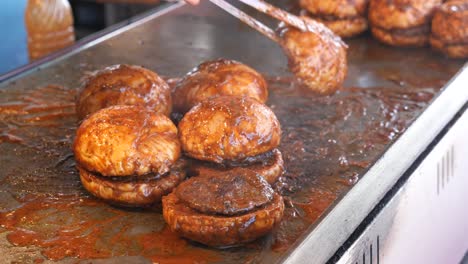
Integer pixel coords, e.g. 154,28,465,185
0,3,464,263
0,64,462,263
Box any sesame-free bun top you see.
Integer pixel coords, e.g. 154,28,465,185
175,168,274,215
300,0,369,18
173,59,268,113
74,105,180,177
178,96,281,163
431,1,468,44
369,0,443,30
76,64,172,120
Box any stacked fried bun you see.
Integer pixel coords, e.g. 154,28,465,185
73,105,185,206
430,1,468,58
299,0,369,38
76,64,172,120
178,96,283,185
369,0,443,47
173,59,268,114
163,168,284,247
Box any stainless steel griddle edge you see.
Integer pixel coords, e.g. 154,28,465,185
280,64,468,264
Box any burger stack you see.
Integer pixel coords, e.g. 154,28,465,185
74,60,286,247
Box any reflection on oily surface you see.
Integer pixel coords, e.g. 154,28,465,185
0,52,463,263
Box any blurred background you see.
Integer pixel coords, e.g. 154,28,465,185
0,0,162,76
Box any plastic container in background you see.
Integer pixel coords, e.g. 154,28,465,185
25,0,75,60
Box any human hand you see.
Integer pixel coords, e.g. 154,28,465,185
185,0,200,5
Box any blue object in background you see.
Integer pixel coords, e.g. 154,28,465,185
0,0,28,76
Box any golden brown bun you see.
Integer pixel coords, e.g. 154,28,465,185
162,191,284,247
78,159,186,207
368,0,443,46
76,64,171,120
279,17,348,94
299,0,369,18
175,169,274,216
314,16,368,38
178,96,281,163
430,1,468,58
74,105,180,177
190,149,284,185
371,25,430,46
173,59,268,113
368,0,443,30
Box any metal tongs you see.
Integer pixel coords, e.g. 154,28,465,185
208,0,309,43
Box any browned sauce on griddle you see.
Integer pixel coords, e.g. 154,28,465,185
0,196,219,263
0,85,76,145
0,56,460,262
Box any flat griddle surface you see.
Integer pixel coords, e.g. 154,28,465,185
0,2,464,263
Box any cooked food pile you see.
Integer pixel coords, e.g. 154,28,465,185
74,62,285,246
173,59,268,113
278,17,348,95
174,93,285,246
73,105,185,207
297,0,467,58
76,64,172,120
299,0,369,38
430,0,468,58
